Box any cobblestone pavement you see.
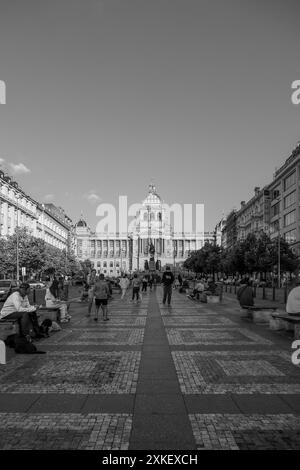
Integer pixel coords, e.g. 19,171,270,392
1,286,300,449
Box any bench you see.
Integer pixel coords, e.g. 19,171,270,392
0,319,20,340
270,313,300,338
240,305,277,323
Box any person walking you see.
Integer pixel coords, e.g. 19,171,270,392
120,274,129,299
162,266,175,305
132,274,141,303
86,269,97,317
93,274,110,321
142,275,148,293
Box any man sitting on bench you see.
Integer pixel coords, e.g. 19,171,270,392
286,279,300,316
237,278,254,308
0,282,44,339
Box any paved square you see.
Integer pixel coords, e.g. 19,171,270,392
166,328,273,345
0,351,141,394
43,328,144,345
172,350,300,394
72,316,146,326
0,413,132,450
189,414,300,449
162,316,237,327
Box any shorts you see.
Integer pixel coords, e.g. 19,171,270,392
95,298,108,306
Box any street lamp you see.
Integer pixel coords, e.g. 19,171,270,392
16,194,20,285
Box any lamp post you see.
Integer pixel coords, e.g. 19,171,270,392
16,194,20,285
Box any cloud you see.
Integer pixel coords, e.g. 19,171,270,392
84,190,102,204
0,157,5,164
9,162,31,175
43,194,55,202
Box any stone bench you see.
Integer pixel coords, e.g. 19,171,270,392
270,313,300,338
240,305,277,323
0,319,20,341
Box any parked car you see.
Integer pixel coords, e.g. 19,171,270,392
28,281,46,289
0,279,18,302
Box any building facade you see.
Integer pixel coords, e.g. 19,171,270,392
236,187,271,242
0,170,74,252
267,142,300,256
220,141,300,255
75,185,214,276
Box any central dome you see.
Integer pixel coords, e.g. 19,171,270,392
142,184,162,206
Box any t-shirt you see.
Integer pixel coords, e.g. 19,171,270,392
93,280,109,300
286,286,300,314
162,271,175,286
132,278,141,289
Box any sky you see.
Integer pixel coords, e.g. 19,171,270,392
0,0,299,232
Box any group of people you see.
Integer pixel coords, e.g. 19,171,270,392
83,266,178,315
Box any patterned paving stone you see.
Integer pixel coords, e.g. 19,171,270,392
0,413,132,450
161,309,218,316
189,413,300,450
172,350,300,394
72,316,147,327
162,316,237,327
167,328,273,346
42,328,144,345
0,351,141,394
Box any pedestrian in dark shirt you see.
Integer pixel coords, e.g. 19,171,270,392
162,266,175,305
237,278,254,308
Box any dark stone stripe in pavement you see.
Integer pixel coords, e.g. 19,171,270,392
231,394,294,414
281,395,300,413
22,394,135,413
129,291,196,450
184,395,240,414
0,394,40,412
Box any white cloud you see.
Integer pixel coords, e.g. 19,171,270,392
10,162,31,174
43,194,55,202
84,190,102,204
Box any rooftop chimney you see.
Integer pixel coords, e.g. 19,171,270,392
254,187,260,196
241,201,246,207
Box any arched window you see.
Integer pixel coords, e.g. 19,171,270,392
158,212,162,221
150,212,155,221
110,261,113,267
103,262,107,268
143,212,148,221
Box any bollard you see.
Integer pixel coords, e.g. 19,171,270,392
0,340,6,364
229,285,232,294
33,288,36,304
254,286,256,298
273,286,275,301
262,286,266,300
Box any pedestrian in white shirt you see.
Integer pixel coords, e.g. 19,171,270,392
0,283,42,338
120,275,129,299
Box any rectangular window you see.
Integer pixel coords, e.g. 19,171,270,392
284,190,296,209
284,171,296,191
271,203,280,218
284,210,296,227
285,229,296,244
